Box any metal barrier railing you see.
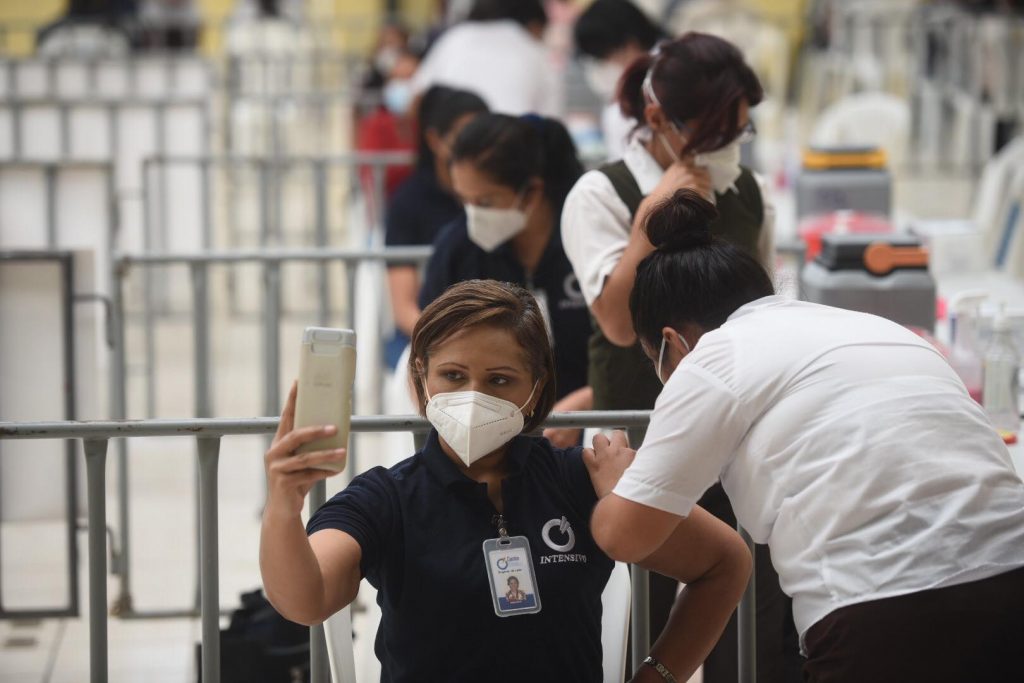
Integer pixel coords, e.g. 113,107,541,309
109,246,433,618
0,251,79,620
0,412,757,683
0,55,215,101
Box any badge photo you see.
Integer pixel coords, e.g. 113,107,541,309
482,535,542,617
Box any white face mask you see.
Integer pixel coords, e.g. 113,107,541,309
426,382,539,467
695,139,743,194
582,59,623,102
656,332,691,385
382,78,412,115
465,201,528,252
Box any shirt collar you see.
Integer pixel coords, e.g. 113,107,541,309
726,295,788,323
622,135,664,196
420,429,534,489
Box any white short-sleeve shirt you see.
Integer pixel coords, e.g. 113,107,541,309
614,296,1024,643
412,21,561,117
560,137,775,307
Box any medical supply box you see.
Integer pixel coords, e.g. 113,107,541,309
801,234,936,332
795,146,891,222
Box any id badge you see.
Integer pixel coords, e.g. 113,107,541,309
482,535,542,617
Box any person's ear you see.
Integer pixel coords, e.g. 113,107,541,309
424,128,446,158
662,326,688,358
521,178,544,212
645,102,669,134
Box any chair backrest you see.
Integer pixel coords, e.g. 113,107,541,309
811,92,911,169
324,605,358,683
601,561,632,683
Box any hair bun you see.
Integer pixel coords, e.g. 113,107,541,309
643,188,718,252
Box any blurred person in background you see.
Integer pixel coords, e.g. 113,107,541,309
413,0,561,116
36,0,134,57
384,85,489,367
561,31,798,683
356,46,421,206
418,113,592,448
137,0,200,50
362,19,411,91
574,0,667,159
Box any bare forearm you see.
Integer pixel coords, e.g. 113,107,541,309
592,235,655,346
259,508,329,625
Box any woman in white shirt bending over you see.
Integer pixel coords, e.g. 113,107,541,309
591,188,1024,683
561,32,794,683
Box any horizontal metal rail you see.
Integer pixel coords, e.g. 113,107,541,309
115,245,432,266
0,410,758,683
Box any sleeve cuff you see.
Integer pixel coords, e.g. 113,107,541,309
612,473,697,518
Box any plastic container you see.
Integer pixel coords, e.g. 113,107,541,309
983,311,1020,434
795,146,892,223
948,291,988,403
800,234,936,332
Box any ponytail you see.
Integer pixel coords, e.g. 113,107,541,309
630,189,774,347
450,113,583,210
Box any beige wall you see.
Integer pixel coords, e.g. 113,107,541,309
0,0,440,56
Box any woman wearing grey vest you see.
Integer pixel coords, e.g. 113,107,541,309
561,32,798,683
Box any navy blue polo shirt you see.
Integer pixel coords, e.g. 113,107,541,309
384,166,464,257
306,431,614,683
417,217,592,400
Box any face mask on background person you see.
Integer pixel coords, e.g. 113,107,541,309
382,78,413,115
465,197,529,252
425,382,539,466
582,59,624,102
695,139,743,194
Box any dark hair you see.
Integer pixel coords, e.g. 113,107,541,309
450,113,583,211
630,189,774,350
416,85,489,169
467,0,548,29
410,279,557,433
574,0,666,60
619,32,763,155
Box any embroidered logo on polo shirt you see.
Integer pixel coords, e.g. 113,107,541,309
541,516,576,552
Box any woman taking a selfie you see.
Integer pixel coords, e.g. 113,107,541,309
259,279,752,682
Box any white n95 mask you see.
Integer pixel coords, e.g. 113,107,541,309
695,140,743,194
466,203,528,252
426,383,538,466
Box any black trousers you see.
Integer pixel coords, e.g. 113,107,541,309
803,565,1024,683
644,483,803,683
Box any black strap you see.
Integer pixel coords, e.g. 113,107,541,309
597,160,644,219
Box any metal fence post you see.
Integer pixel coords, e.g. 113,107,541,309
314,160,330,326
625,426,650,672
192,262,212,613
197,436,222,683
83,437,109,683
309,479,330,683
738,525,757,683
263,260,282,433
109,257,133,614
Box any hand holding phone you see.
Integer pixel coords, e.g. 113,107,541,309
293,327,357,472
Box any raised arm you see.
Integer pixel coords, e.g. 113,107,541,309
259,382,360,626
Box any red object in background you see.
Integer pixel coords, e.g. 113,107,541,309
356,108,415,200
798,211,894,262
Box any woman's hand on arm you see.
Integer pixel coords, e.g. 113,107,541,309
386,266,421,337
542,386,594,449
259,382,361,626
593,496,752,683
589,160,712,347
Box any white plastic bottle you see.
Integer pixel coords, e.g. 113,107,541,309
983,311,1020,434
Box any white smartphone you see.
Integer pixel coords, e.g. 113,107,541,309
294,327,357,472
